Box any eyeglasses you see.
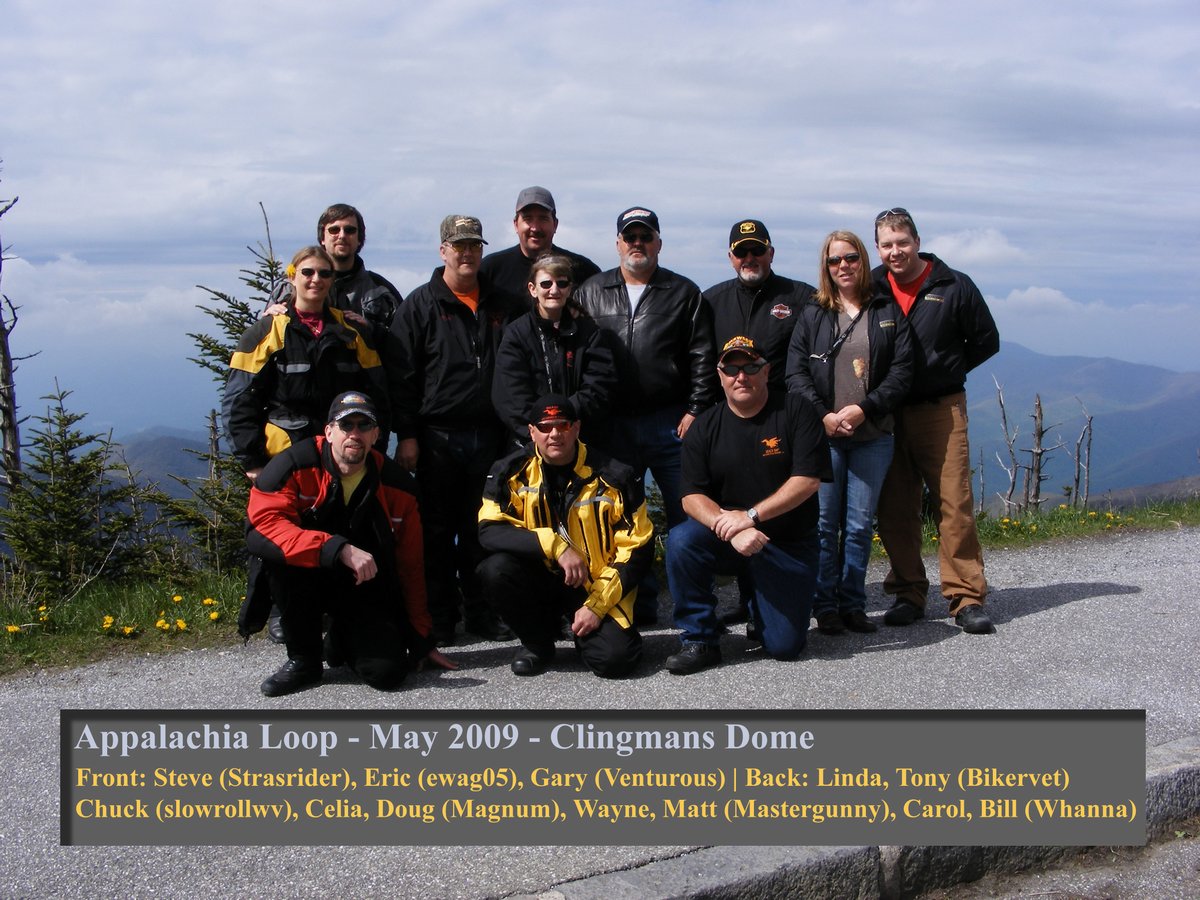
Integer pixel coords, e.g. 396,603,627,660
621,231,655,245
326,225,359,235
875,207,912,222
336,418,376,434
826,252,861,267
537,279,571,290
719,361,765,377
299,267,334,279
445,240,483,253
732,244,768,259
532,420,574,433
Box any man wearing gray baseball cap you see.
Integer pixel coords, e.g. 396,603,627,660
480,186,600,297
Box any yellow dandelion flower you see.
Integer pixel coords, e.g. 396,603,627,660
121,626,136,636
209,611,220,621
1058,504,1067,510
102,615,115,630
156,618,169,630
1088,511,1097,518
1001,517,1010,524
172,594,182,603
37,605,47,612
202,597,216,606
176,619,187,631
5,624,21,634
1030,524,1038,532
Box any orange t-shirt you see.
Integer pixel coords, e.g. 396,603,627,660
453,287,480,314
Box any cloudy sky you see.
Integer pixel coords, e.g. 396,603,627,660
1,0,1197,438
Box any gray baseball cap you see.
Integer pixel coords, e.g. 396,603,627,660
515,186,556,214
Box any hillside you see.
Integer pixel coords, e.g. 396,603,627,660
967,343,1200,500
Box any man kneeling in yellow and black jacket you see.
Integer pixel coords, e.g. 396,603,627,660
477,395,654,678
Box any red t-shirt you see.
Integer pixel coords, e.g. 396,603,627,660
888,261,933,316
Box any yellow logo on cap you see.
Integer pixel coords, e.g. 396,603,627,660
739,222,756,234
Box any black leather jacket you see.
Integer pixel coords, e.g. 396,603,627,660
575,265,717,416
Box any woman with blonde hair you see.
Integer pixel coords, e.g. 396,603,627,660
786,231,913,635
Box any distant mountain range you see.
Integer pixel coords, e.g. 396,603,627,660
114,343,1200,505
966,343,1200,504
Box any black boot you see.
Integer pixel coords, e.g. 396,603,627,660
260,658,322,697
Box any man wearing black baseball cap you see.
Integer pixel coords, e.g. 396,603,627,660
477,394,654,678
574,206,717,625
480,186,601,297
243,391,456,696
703,219,816,626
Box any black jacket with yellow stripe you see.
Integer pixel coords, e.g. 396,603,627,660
478,441,655,627
222,306,389,472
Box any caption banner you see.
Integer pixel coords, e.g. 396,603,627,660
62,709,1145,846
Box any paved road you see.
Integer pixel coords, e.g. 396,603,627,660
2,526,1197,899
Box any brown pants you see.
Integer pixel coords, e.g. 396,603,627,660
876,392,986,614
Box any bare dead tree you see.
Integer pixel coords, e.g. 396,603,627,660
1022,394,1064,513
0,184,24,484
993,376,1023,514
976,446,986,516
1069,399,1094,510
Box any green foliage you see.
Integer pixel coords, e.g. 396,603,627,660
147,411,250,576
0,386,166,600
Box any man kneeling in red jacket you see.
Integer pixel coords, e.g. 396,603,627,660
246,391,456,697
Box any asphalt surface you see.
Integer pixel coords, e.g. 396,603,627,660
2,526,1198,899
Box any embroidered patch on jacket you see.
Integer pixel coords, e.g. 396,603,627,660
761,436,784,457
769,304,793,320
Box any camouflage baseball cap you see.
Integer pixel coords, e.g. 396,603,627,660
440,214,487,244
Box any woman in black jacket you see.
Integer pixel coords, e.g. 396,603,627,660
493,254,617,448
786,231,913,636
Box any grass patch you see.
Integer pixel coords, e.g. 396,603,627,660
1,570,247,677
869,497,1200,556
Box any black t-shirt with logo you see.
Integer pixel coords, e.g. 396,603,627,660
681,391,830,544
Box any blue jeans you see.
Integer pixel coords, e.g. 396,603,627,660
667,518,817,660
814,434,894,616
602,406,686,615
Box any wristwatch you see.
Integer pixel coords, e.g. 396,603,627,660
746,507,760,525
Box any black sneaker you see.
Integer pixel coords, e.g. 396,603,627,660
841,610,879,633
260,658,321,698
884,601,925,627
955,605,995,634
816,610,846,635
665,642,722,676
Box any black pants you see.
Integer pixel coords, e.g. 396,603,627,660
476,552,642,678
417,425,502,630
267,563,408,690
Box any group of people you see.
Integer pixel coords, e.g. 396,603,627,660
222,190,999,696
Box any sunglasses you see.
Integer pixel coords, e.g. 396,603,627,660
621,231,655,245
326,224,359,235
532,420,574,433
719,361,765,377
336,418,376,434
875,207,912,222
732,244,768,259
826,252,861,267
537,279,571,290
299,267,334,279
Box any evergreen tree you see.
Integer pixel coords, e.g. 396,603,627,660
0,386,148,597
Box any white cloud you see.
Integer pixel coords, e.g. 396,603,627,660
2,0,1198,432
991,287,1200,373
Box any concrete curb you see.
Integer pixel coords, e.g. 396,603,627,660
512,735,1200,900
